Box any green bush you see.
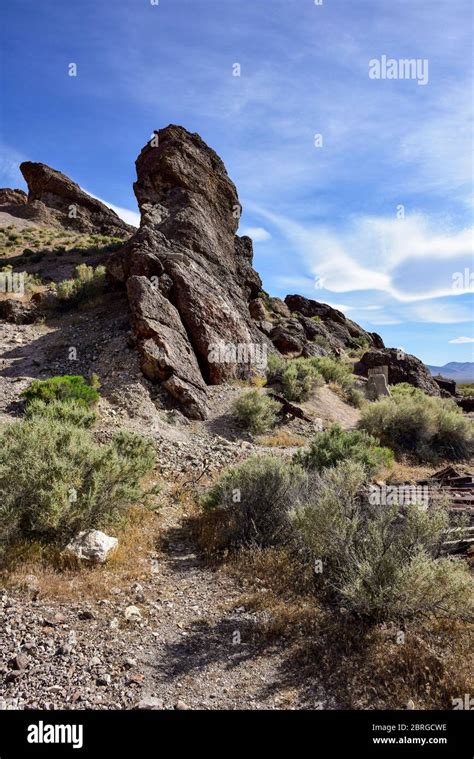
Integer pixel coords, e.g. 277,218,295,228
266,355,323,402
232,390,279,434
56,264,106,302
292,460,473,621
341,381,365,409
281,358,323,402
309,356,352,385
0,418,156,549
25,399,97,428
202,455,307,548
22,375,100,408
294,423,393,475
360,384,472,462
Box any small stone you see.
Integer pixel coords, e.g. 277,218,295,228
124,605,142,621
136,697,164,710
78,610,95,621
175,700,190,710
10,654,29,671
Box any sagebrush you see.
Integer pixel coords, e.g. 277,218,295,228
0,418,156,551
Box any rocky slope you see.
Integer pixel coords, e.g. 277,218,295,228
106,125,386,418
0,124,448,417
1,163,134,239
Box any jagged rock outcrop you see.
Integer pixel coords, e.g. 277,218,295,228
14,162,134,239
0,189,27,208
284,294,384,352
354,348,441,396
107,125,272,418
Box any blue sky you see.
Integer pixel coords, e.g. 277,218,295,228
1,0,473,365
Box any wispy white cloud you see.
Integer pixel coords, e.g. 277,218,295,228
449,336,474,344
250,205,474,304
84,189,140,227
240,226,271,242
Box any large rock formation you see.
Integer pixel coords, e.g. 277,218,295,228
107,125,271,419
14,162,134,239
354,348,441,396
0,188,28,208
284,294,384,353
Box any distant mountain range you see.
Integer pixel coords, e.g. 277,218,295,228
427,362,474,383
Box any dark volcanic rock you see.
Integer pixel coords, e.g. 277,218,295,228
270,319,306,353
126,275,209,419
18,162,134,239
283,294,384,352
107,125,271,417
354,349,441,396
432,375,457,396
0,188,28,207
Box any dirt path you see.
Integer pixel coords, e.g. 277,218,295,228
0,499,331,710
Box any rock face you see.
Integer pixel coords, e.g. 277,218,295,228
284,294,384,352
354,349,441,396
107,125,271,419
432,376,457,396
0,188,27,208
17,162,134,239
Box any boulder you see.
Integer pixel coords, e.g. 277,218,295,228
249,298,267,321
107,125,271,417
270,319,306,353
18,162,134,239
65,530,118,564
432,375,457,396
0,299,37,324
0,188,27,207
354,349,441,396
283,294,384,351
367,373,391,400
268,297,291,318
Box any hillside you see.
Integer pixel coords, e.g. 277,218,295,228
428,362,474,383
0,126,472,713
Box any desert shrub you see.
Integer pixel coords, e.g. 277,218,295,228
56,264,106,302
0,419,156,550
309,356,352,385
359,385,472,462
341,380,365,409
458,383,474,397
265,353,287,383
232,390,279,434
292,460,473,621
351,336,370,350
294,423,393,475
280,358,323,401
25,399,97,428
201,455,308,548
266,355,323,401
22,375,100,408
312,335,331,351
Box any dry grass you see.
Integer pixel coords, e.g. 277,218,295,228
387,457,473,483
226,544,474,709
257,430,307,447
1,506,159,601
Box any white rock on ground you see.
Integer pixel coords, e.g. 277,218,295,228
65,530,118,564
